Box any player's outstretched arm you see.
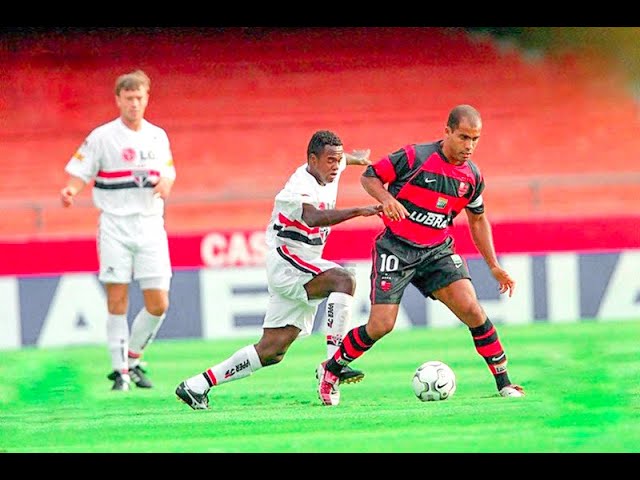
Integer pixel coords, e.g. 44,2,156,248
361,175,408,221
302,203,382,227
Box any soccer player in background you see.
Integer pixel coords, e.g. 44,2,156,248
176,130,382,410
60,69,176,391
317,105,525,405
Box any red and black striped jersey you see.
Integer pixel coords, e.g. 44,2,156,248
364,140,484,247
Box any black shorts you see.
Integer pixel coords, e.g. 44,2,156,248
370,229,471,304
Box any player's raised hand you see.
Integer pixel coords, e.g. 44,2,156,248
347,149,372,165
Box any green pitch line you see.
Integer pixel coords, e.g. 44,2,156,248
0,320,638,453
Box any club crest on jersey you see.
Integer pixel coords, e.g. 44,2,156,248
133,171,149,187
457,181,469,197
380,278,392,292
436,197,448,209
122,148,136,162
320,226,329,243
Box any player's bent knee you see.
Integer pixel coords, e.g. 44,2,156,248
367,318,395,340
144,296,169,315
147,305,168,316
466,302,485,320
457,303,485,327
332,267,356,293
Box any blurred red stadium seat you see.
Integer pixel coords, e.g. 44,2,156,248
1,27,638,237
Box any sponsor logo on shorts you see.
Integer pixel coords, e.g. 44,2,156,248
451,255,463,269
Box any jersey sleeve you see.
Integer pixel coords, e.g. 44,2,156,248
466,171,485,214
362,145,413,184
273,179,312,223
64,129,101,182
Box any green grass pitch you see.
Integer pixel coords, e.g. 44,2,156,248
0,320,638,453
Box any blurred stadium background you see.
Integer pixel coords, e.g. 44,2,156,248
2,27,640,235
1,25,638,340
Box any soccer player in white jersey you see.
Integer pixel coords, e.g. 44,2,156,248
176,130,383,410
60,70,176,391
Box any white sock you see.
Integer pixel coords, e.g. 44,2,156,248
107,314,129,372
128,308,165,366
325,292,354,359
186,345,262,394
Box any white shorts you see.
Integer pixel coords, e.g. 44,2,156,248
263,247,340,337
97,212,172,290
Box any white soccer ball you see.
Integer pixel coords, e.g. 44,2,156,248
412,360,457,402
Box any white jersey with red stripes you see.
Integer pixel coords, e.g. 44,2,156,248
64,117,176,216
265,155,347,261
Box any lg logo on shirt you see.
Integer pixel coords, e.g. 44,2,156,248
121,149,156,162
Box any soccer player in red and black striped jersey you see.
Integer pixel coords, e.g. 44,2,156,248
317,104,525,405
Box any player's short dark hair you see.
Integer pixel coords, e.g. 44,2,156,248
447,104,481,130
307,130,343,159
115,69,151,96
